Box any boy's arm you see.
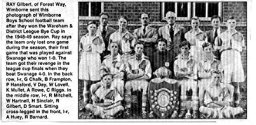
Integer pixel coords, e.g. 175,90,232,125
174,61,188,78
198,62,211,78
141,29,158,43
94,37,105,54
90,83,101,103
126,62,144,80
137,60,152,80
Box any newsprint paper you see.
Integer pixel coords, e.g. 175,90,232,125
0,0,255,124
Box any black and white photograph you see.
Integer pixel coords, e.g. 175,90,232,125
77,1,247,119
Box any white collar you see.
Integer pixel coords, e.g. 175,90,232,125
168,24,176,29
177,53,193,60
226,29,238,35
142,25,149,29
190,28,203,33
99,25,108,31
111,54,121,61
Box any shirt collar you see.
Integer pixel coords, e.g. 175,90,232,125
168,24,176,29
111,54,121,61
99,25,108,31
213,28,221,35
226,29,238,35
202,53,216,62
135,54,147,61
117,29,129,35
177,53,193,60
190,28,202,33
142,25,148,29
157,50,168,54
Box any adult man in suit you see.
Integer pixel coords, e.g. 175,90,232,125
158,11,186,58
133,13,158,59
96,12,116,61
206,15,224,60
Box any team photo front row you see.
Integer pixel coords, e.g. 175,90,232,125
79,11,246,119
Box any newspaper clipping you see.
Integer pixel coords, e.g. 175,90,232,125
0,0,252,123
2,0,78,121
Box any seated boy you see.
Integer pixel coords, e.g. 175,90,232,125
85,73,124,119
198,42,222,102
173,41,198,118
199,71,243,118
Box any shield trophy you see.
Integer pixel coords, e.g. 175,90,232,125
148,79,180,118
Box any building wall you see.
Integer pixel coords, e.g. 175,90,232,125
78,1,247,73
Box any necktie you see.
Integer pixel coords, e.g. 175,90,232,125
169,25,174,41
102,26,107,49
143,27,146,35
102,26,106,37
214,29,218,40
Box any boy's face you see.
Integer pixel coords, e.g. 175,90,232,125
180,45,190,54
211,18,221,28
227,19,236,30
118,18,127,29
109,43,119,54
102,75,113,88
157,41,167,52
135,44,144,55
87,24,97,35
203,45,213,54
191,19,199,29
212,73,221,84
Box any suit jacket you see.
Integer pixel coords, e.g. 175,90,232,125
206,28,224,60
206,28,224,45
96,25,116,50
158,24,186,57
133,26,158,58
133,26,158,44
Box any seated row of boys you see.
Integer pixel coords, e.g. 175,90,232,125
83,40,244,119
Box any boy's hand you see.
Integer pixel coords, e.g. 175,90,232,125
86,45,92,52
138,69,145,76
92,95,100,103
114,72,124,78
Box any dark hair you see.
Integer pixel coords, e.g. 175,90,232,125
179,41,191,49
87,21,97,26
118,15,129,22
102,73,113,79
202,42,213,49
190,16,200,22
141,12,150,18
211,15,222,22
228,16,235,20
100,12,109,17
157,38,167,45
108,41,122,54
134,40,144,48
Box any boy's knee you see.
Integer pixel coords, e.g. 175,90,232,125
125,81,132,90
85,104,93,110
